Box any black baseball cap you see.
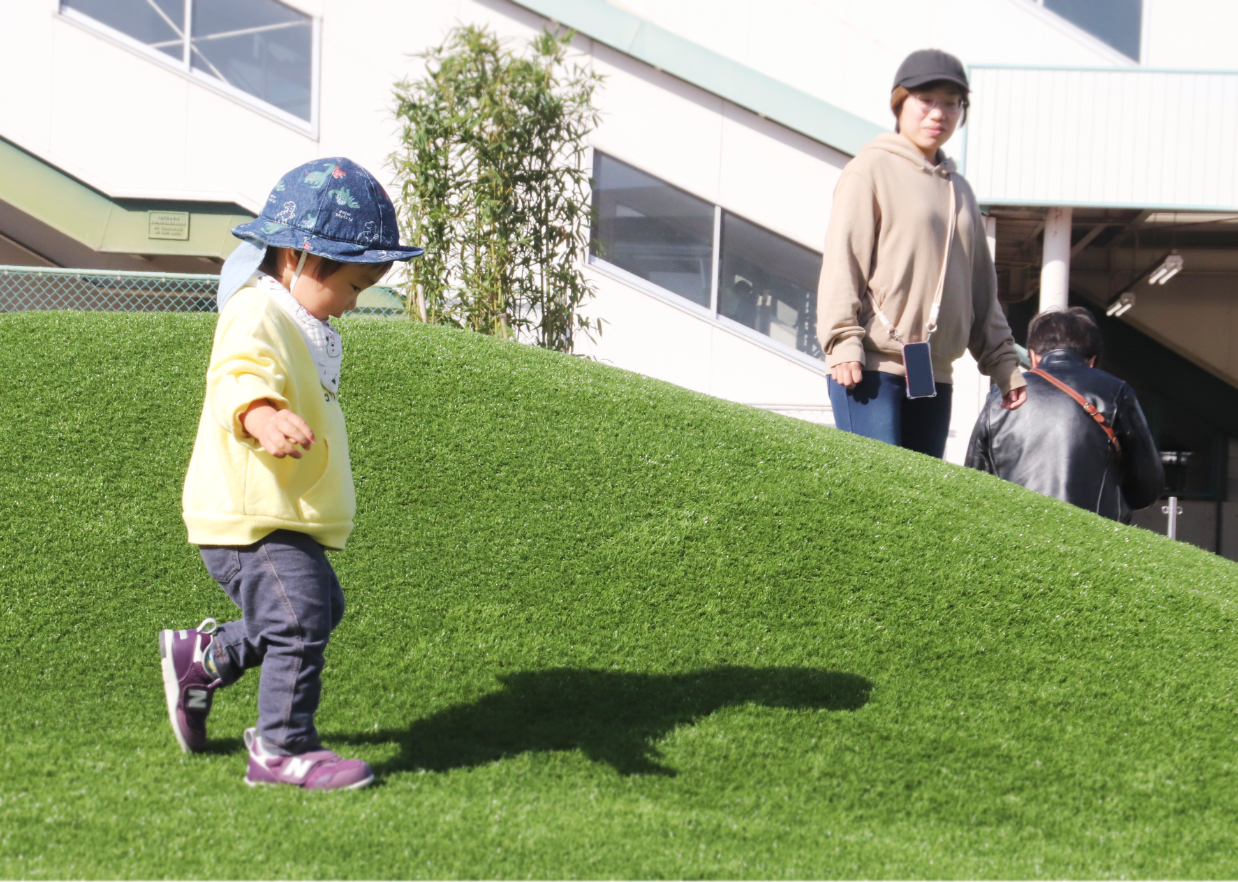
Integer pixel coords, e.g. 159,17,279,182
893,49,969,92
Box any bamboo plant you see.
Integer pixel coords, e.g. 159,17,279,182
391,25,602,353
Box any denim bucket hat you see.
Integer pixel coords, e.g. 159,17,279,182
218,157,422,310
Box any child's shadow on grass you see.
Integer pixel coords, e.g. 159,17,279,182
338,666,872,776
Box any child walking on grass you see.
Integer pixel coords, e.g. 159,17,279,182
159,158,421,790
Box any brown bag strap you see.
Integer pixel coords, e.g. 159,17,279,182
1028,368,1122,458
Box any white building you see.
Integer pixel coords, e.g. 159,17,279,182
3,0,1238,552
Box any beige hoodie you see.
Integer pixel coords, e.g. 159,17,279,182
816,133,1025,394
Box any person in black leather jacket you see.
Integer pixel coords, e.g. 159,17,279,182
965,307,1164,523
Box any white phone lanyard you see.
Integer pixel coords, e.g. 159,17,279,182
868,174,956,347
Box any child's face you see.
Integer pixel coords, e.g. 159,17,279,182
295,259,390,320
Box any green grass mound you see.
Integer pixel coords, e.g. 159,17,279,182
1,312,1236,879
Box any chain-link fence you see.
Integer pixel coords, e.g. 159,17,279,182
0,265,406,317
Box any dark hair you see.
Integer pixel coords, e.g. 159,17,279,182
1027,307,1103,360
260,247,393,283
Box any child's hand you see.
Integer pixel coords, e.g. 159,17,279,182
241,400,316,459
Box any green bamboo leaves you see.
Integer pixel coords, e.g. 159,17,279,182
391,26,603,353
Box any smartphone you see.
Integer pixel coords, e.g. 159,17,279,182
903,341,937,399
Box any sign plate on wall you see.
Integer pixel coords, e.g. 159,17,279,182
148,211,190,240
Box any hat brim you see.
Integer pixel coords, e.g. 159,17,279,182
232,220,423,263
897,72,969,92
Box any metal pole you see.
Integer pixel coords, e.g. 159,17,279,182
1040,206,1072,313
1162,496,1182,540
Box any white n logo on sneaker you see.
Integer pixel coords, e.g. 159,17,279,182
284,757,314,780
186,689,209,710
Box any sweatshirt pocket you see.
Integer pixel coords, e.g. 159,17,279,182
297,432,355,524
238,430,339,524
862,286,902,353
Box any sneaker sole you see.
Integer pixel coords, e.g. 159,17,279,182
158,629,191,754
245,773,376,791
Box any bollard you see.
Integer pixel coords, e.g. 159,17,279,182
1162,496,1183,540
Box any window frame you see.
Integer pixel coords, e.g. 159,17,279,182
57,0,321,137
716,207,825,362
1020,0,1145,65
587,149,827,374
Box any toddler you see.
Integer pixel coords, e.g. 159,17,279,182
159,157,421,790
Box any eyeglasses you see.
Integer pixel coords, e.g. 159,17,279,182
910,93,965,114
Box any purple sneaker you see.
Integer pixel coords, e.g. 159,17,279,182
158,618,220,753
244,728,375,791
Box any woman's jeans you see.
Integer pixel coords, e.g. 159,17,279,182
828,370,953,458
200,530,346,754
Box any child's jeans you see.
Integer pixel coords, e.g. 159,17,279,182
199,529,345,754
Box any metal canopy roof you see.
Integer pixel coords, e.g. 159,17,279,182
964,65,1238,212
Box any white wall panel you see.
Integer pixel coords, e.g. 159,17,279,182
24,11,322,210
577,268,837,423
944,353,986,466
181,88,319,210
0,3,55,155
576,269,716,396
717,105,847,252
708,328,829,408
49,21,191,195
589,44,724,204
968,66,1238,210
1145,0,1238,71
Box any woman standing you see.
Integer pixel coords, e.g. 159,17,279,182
818,49,1026,458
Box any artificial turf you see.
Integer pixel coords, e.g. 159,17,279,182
1,310,1236,879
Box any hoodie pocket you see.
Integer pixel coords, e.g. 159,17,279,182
862,286,903,353
297,432,355,524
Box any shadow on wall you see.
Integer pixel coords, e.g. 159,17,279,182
337,666,873,776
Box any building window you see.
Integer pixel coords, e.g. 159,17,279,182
719,212,823,360
590,151,823,362
60,0,315,124
590,153,715,308
1033,0,1142,61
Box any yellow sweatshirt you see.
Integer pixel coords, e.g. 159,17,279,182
182,285,355,549
816,133,1026,395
